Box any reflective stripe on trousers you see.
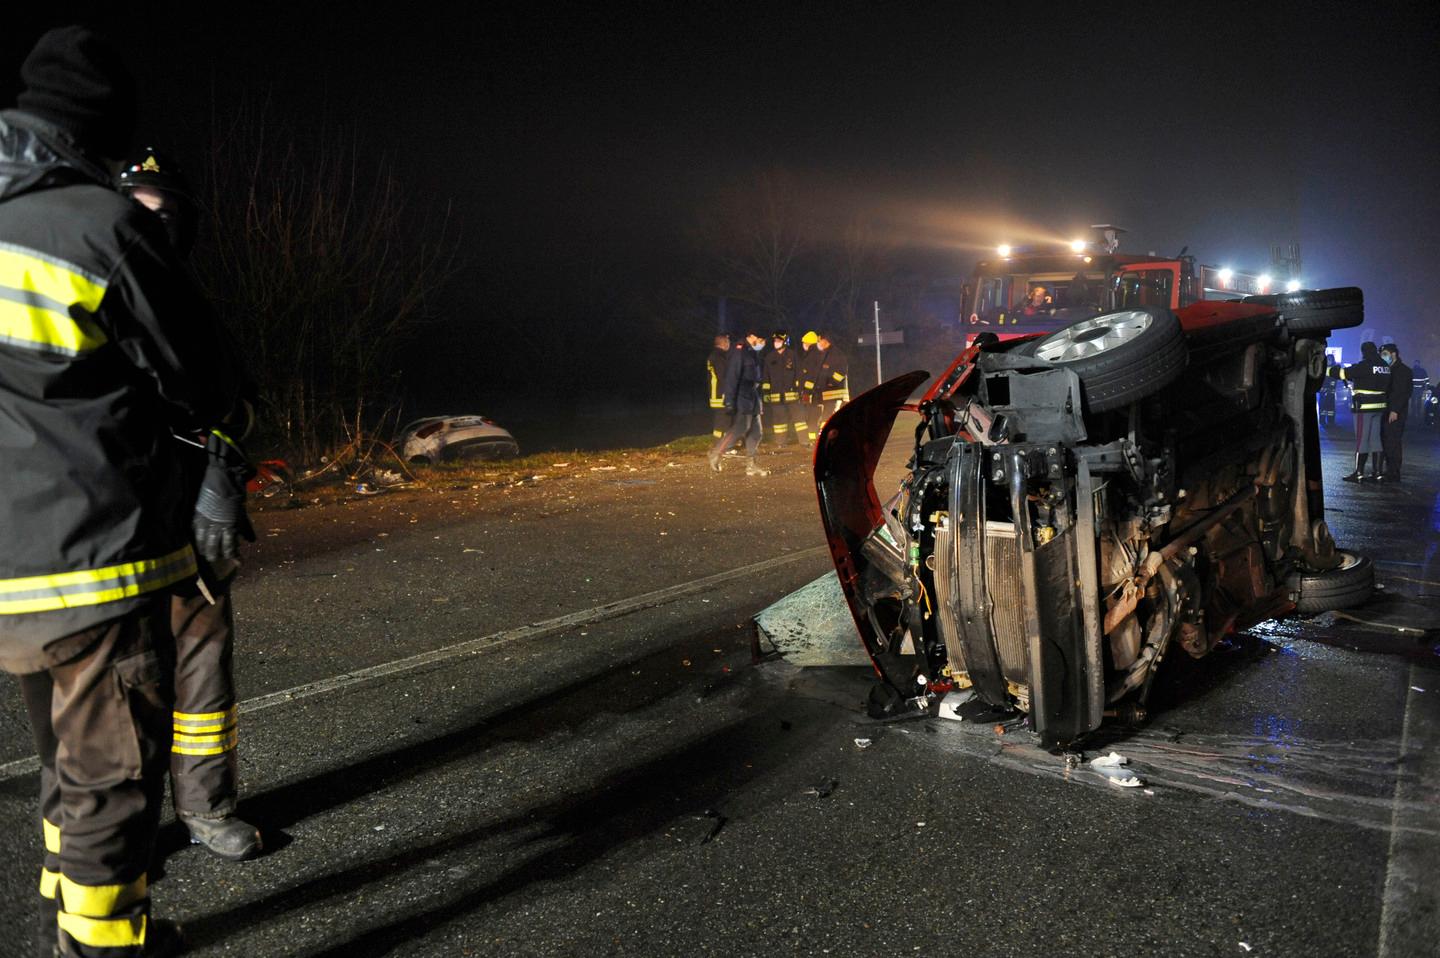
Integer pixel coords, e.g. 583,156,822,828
19,602,171,957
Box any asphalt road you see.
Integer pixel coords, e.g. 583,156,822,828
1,417,1437,958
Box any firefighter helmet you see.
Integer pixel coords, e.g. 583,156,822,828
116,148,197,256
771,329,790,345
116,148,192,199
801,331,819,345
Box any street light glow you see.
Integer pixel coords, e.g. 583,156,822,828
1218,268,1234,286
1258,274,1272,292
1286,279,1302,292
1069,239,1086,253
997,244,1012,258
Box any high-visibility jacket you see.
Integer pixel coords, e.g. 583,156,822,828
1331,359,1391,413
0,110,240,672
707,347,730,408
762,347,797,404
798,344,823,404
818,345,850,403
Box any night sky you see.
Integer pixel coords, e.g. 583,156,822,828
8,2,1440,402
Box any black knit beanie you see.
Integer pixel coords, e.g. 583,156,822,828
16,26,135,159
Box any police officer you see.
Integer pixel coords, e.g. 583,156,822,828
118,150,262,861
1378,343,1412,484
1,26,246,957
706,333,732,439
762,330,799,446
815,330,851,436
797,330,823,444
1329,341,1391,482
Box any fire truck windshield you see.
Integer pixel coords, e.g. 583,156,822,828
968,263,1177,331
970,270,1107,329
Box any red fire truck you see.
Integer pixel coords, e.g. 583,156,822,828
963,226,1292,344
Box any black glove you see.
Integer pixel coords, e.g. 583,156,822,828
192,431,256,562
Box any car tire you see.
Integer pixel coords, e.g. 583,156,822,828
1242,286,1363,333
1286,551,1374,614
1025,307,1188,413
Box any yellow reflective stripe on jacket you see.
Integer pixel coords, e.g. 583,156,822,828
708,363,724,407
57,912,147,949
821,389,849,401
43,818,61,854
0,243,109,355
59,873,147,917
1353,388,1388,411
0,545,196,615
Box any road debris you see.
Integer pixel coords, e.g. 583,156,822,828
854,737,873,749
1090,751,1144,788
803,780,838,798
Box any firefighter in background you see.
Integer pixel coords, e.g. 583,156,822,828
118,149,263,861
798,330,823,444
1377,343,1412,484
815,331,851,435
1328,341,1392,482
706,333,732,439
1317,378,1337,428
1410,360,1429,420
762,330,801,446
1,27,246,956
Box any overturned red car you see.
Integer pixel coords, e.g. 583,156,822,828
815,288,1372,745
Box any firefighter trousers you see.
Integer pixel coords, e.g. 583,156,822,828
17,600,172,958
168,558,241,819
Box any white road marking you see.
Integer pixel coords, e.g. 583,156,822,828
1376,663,1440,957
0,547,829,782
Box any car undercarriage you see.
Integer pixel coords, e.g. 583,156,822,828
816,291,1374,745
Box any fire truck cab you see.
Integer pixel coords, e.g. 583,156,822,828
963,227,1282,343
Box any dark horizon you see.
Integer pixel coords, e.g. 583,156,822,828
8,2,1439,416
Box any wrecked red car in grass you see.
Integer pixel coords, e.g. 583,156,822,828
815,288,1373,745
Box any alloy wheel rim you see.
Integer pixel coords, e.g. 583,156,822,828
1034,310,1153,362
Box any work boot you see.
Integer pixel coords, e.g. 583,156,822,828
55,919,183,957
745,457,770,477
707,449,723,473
1341,453,1365,482
179,811,262,861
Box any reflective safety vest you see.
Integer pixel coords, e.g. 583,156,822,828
0,110,239,671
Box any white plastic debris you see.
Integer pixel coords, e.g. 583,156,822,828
1412,686,1426,693
1089,751,1143,788
936,689,977,722
1239,944,1252,953
854,737,873,749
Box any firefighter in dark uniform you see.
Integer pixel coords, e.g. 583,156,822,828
706,334,731,439
1,27,246,957
797,330,823,444
1329,341,1391,482
117,150,262,861
815,330,851,436
762,330,799,446
1378,343,1412,484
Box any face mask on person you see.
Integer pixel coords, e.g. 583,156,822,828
751,341,765,351
1382,353,1395,365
